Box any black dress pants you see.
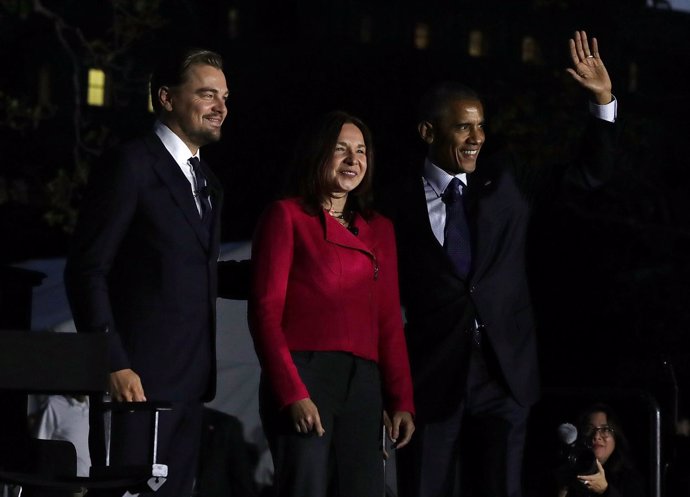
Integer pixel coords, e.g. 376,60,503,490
397,344,529,497
260,351,384,497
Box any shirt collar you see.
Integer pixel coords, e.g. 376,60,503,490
153,120,200,165
423,158,467,196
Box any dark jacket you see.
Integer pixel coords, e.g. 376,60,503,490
381,117,619,421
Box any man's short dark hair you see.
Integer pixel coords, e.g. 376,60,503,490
149,48,224,114
418,82,482,124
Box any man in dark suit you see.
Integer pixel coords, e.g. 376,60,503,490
64,48,247,496
389,31,619,497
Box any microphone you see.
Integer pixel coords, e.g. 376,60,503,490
557,423,578,446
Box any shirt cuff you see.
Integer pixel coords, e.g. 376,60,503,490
589,95,617,123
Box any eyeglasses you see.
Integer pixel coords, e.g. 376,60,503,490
584,425,615,439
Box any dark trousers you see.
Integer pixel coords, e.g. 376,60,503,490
88,399,204,497
196,407,260,497
397,345,529,497
261,351,384,497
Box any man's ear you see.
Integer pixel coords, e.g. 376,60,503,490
158,86,173,111
418,121,434,144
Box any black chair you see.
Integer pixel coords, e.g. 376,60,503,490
0,330,171,495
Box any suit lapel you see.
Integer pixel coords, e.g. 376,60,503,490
322,211,375,258
144,134,211,252
409,176,442,247
466,169,497,285
204,159,223,258
406,174,467,280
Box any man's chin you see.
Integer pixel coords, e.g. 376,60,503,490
460,163,477,174
196,129,222,146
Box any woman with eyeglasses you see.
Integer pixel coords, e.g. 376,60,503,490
558,403,645,497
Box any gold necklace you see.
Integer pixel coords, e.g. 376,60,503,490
327,208,350,226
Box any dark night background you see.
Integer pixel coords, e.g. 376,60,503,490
1,0,690,493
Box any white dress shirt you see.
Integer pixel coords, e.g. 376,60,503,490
153,121,204,215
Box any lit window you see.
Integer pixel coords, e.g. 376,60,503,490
468,30,485,57
228,8,239,39
628,62,638,93
37,65,51,107
360,15,372,44
87,68,106,107
521,36,541,63
414,23,430,50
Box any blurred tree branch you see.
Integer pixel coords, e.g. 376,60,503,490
0,0,166,234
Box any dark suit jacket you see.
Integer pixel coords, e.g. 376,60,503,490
64,132,241,402
382,117,619,422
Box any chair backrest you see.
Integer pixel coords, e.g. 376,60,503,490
0,330,108,394
0,330,108,476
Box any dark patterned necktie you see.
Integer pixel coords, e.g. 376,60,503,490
442,177,471,278
189,156,212,220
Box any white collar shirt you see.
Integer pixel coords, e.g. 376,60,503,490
153,120,204,215
423,158,467,246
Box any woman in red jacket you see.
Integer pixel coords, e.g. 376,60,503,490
249,110,415,497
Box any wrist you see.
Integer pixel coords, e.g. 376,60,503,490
592,90,613,105
596,481,609,495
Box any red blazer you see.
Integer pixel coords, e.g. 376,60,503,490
249,198,414,414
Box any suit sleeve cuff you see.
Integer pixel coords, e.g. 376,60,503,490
589,95,617,123
107,331,131,372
